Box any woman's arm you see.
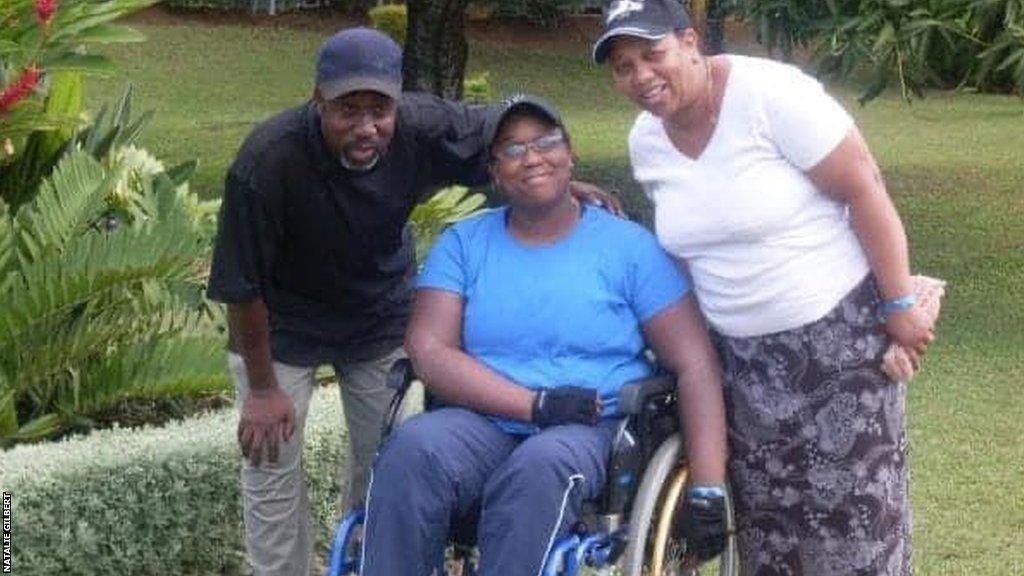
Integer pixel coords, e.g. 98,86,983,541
807,128,935,361
643,295,728,485
405,288,535,422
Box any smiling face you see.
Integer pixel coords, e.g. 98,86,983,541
488,111,573,212
608,30,703,120
315,89,397,170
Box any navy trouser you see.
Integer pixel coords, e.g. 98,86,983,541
360,407,616,576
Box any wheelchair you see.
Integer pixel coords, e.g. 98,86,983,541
326,359,740,576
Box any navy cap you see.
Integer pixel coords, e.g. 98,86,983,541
592,0,692,63
483,93,567,154
316,28,403,101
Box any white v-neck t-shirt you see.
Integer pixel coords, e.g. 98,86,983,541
629,55,869,337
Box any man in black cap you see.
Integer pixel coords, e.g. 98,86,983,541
207,27,497,575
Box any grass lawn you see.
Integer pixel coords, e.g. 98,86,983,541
89,14,1023,574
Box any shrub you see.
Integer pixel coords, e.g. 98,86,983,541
466,2,496,21
489,0,588,26
729,0,1024,101
162,0,247,9
0,146,226,446
463,71,493,104
1,0,156,207
162,0,340,12
734,0,828,61
0,386,349,575
368,4,408,45
410,186,488,263
970,0,1024,94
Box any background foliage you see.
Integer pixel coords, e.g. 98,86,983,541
1,0,227,446
0,386,349,574
367,3,408,45
0,141,226,446
737,0,1024,101
486,0,591,26
0,0,157,206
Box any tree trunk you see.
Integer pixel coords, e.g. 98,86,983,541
689,0,724,55
403,0,471,100
704,0,725,55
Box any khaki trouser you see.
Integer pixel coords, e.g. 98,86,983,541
229,347,404,576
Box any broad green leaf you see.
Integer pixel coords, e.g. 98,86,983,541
10,413,61,441
38,71,84,160
0,385,17,437
42,53,118,76
165,159,199,187
873,22,898,54
0,39,24,58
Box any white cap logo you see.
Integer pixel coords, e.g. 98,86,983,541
606,0,644,24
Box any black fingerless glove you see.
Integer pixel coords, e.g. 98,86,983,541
531,386,600,427
677,485,728,562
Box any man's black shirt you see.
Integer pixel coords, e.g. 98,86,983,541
207,93,491,366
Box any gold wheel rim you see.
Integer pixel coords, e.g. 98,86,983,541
649,465,689,575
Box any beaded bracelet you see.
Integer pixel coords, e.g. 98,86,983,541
688,485,727,499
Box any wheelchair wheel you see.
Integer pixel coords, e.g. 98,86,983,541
621,434,739,576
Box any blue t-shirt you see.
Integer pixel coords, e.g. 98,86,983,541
417,205,690,433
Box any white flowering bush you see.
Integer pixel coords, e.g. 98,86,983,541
0,386,349,575
106,144,166,218
105,145,221,239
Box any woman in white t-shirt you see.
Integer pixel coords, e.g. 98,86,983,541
592,0,936,573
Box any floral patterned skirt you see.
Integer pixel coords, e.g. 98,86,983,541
713,276,912,575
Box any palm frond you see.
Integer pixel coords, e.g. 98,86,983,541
0,201,14,296
2,209,201,353
68,335,229,416
12,150,110,263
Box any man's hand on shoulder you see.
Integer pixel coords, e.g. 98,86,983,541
568,181,625,217
238,386,296,467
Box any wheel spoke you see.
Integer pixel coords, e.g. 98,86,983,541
649,466,688,575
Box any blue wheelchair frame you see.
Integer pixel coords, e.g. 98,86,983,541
325,359,732,576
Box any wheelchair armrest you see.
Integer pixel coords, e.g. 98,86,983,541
386,357,416,393
617,374,676,415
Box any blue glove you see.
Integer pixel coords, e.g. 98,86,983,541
531,386,600,427
677,485,728,562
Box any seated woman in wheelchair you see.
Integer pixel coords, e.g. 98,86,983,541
359,94,728,576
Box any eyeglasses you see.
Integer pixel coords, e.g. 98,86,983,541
493,130,566,161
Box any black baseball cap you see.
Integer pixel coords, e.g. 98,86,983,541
483,93,568,154
316,28,403,101
592,0,692,64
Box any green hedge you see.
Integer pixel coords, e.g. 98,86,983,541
490,0,590,26
368,4,407,45
0,386,349,575
162,0,376,14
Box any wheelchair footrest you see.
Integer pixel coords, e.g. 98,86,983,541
541,529,626,576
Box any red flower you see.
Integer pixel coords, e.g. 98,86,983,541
35,0,58,26
0,66,41,114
